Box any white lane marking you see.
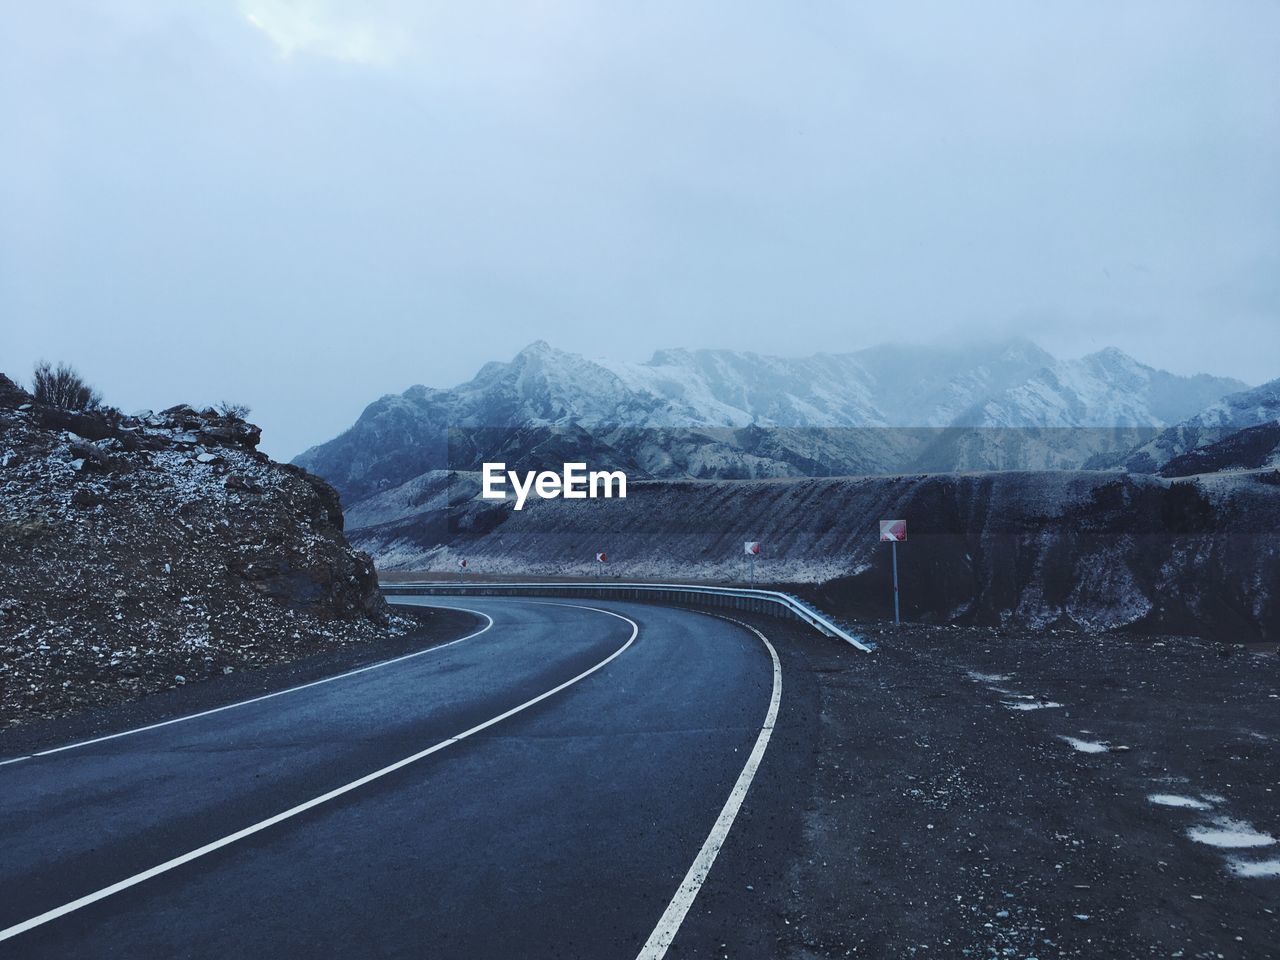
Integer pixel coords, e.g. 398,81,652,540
636,617,782,960
0,603,638,944
0,609,495,767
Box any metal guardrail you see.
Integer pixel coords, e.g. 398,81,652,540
382,581,873,652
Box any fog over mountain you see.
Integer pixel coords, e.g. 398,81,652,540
294,339,1249,507
6,3,1277,460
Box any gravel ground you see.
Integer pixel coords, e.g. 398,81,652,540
760,617,1280,960
0,605,482,760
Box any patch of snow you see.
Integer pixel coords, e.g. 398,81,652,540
1147,794,1213,810
1227,857,1280,878
1060,736,1108,754
1002,700,1062,711
1187,818,1276,849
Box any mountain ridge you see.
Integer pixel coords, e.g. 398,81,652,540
296,339,1246,508
1091,377,1280,473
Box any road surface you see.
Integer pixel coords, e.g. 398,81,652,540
0,597,794,959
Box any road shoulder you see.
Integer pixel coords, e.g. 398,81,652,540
777,621,1280,959
0,605,484,759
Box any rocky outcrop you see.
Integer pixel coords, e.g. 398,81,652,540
0,374,392,725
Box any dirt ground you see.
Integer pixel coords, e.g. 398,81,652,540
766,617,1280,959
0,606,481,759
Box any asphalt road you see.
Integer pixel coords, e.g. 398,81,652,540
0,598,792,959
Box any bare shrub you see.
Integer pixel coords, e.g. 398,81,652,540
216,401,251,420
31,361,102,411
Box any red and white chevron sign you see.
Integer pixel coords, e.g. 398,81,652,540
879,519,907,542
744,541,761,556
596,552,608,563
457,558,468,568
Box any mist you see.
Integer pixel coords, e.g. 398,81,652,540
3,1,1277,458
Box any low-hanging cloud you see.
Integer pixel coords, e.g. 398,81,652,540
1,0,1276,460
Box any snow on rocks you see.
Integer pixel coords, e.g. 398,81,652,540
0,376,390,727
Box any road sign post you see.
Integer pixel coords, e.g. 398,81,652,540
878,520,906,625
744,541,761,585
891,540,899,625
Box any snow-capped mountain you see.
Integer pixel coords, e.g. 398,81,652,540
914,348,1251,472
962,348,1240,428
294,340,1247,507
1098,377,1280,473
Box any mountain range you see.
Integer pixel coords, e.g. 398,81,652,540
295,339,1257,510
1090,376,1280,473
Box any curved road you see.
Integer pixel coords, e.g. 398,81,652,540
0,597,793,959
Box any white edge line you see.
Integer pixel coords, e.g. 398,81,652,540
0,603,639,944
0,606,495,767
635,616,783,960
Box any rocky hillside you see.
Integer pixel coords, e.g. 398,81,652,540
354,468,1280,642
1159,421,1280,477
1094,376,1280,473
295,340,1244,505
0,373,396,726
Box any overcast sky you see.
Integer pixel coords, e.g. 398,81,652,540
3,1,1277,459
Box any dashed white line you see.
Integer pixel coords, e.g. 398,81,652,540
0,603,638,944
636,617,782,960
0,608,495,767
